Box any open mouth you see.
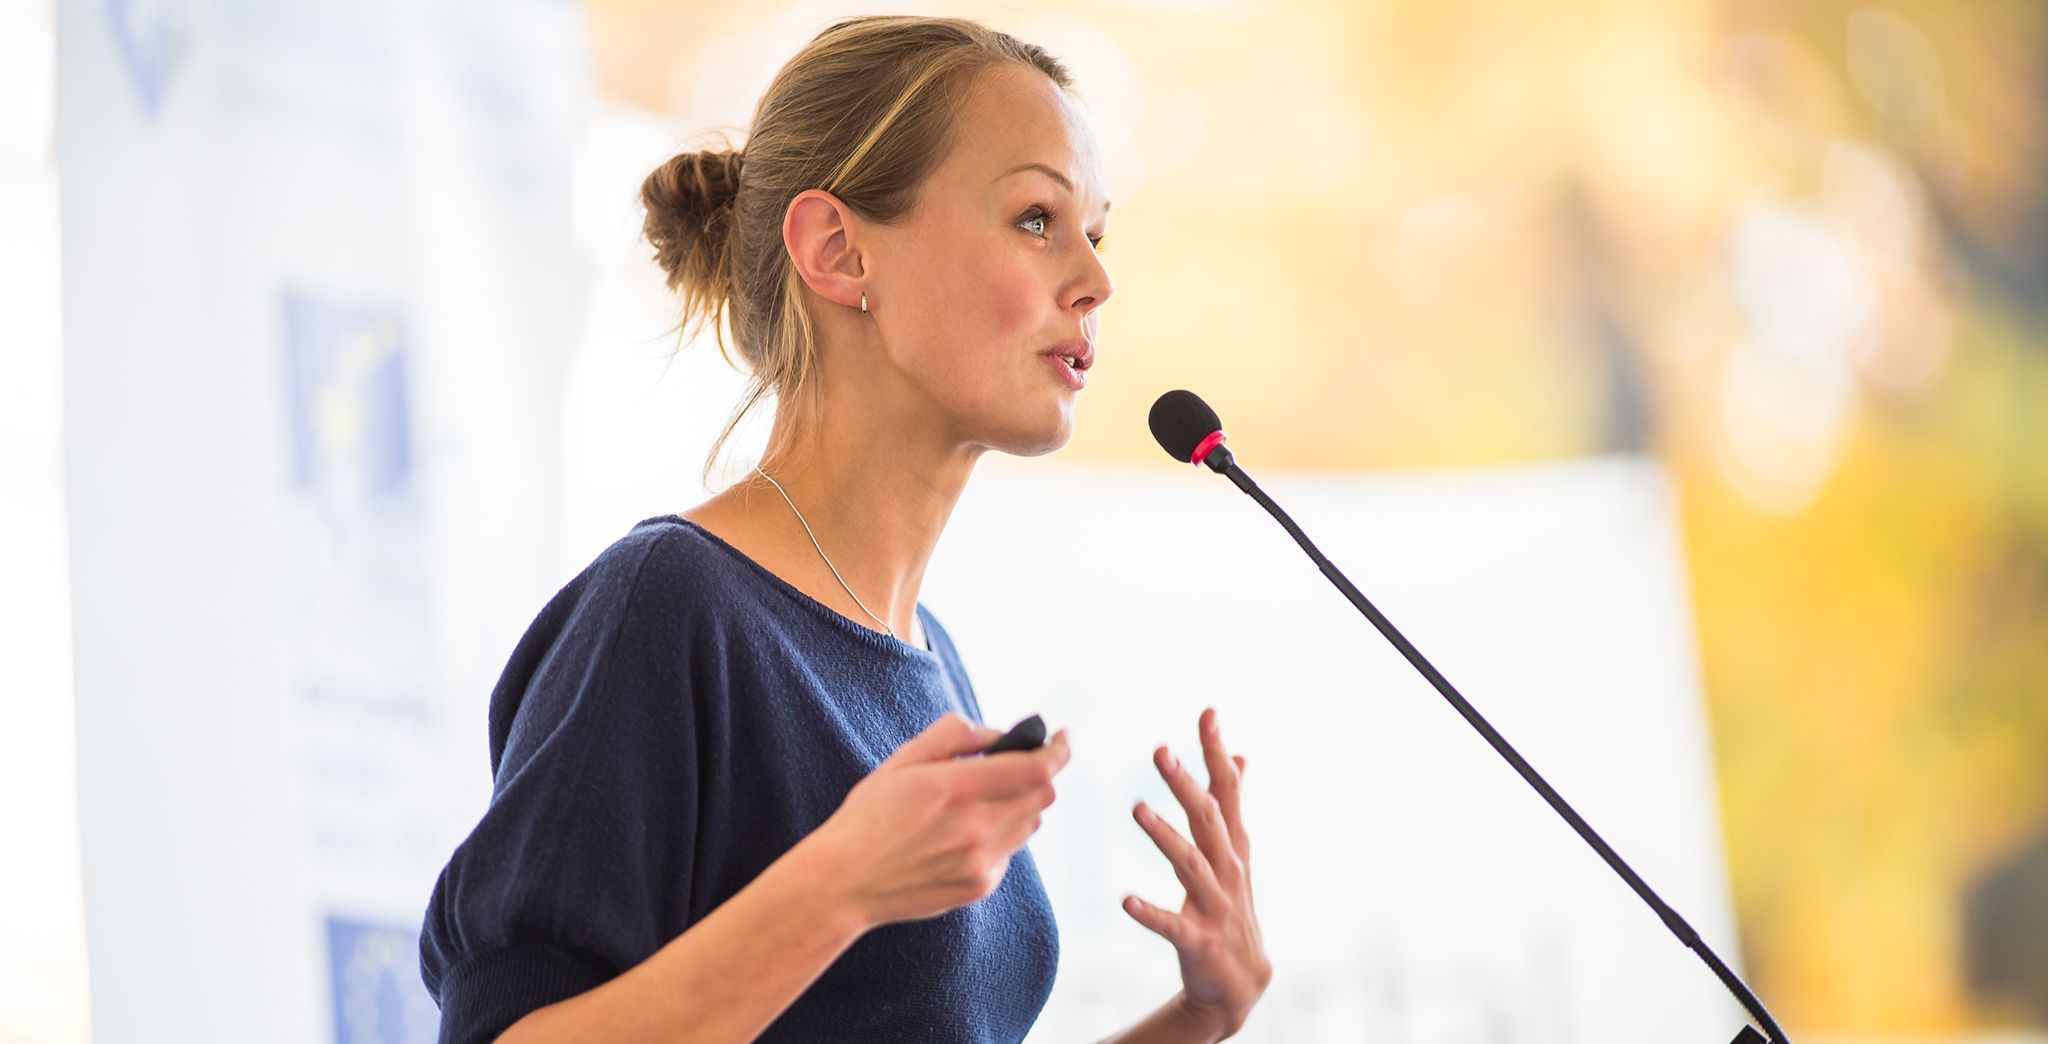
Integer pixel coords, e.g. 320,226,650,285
1045,352,1086,389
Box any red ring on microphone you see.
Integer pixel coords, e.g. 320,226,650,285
1189,430,1227,467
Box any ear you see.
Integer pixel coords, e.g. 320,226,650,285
783,189,866,311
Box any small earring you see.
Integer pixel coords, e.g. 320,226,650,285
860,292,868,315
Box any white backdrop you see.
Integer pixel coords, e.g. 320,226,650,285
58,1,584,1041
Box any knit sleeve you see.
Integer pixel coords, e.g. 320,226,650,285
420,527,700,1044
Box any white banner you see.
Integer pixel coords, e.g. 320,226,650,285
58,1,584,1041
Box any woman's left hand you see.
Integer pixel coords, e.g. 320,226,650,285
1124,707,1273,1039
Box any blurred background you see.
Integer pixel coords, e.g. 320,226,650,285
5,0,2045,1041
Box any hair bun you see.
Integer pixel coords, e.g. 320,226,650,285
640,148,744,294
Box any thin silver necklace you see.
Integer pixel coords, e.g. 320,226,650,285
753,463,906,644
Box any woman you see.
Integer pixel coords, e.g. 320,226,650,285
420,15,1270,1043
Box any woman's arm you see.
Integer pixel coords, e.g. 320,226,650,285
1093,991,1234,1044
495,833,871,1043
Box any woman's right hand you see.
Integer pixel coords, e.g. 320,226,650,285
810,712,1070,928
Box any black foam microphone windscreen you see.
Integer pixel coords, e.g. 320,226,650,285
1147,389,1222,463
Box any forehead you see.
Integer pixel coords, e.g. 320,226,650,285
941,63,1110,213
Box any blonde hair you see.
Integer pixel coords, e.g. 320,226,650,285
639,15,1075,483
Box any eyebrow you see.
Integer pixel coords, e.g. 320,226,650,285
994,162,1112,213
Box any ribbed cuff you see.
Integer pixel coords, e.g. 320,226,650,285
435,942,617,1044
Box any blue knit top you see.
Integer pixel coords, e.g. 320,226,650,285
420,515,1060,1043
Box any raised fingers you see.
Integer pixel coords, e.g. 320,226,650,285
1155,739,1243,888
1198,708,1251,862
1133,799,1229,910
1121,891,1192,947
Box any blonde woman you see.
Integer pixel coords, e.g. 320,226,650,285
421,16,1270,1043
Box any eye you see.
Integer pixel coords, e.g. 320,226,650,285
1018,205,1109,252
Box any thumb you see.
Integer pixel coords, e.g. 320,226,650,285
884,713,1001,766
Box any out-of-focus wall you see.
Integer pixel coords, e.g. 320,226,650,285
583,0,2048,1037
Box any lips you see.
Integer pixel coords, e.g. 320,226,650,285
1041,338,1094,372
1046,352,1086,390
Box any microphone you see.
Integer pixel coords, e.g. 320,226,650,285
1149,389,1786,1044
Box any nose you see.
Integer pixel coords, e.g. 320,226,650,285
1068,241,1114,315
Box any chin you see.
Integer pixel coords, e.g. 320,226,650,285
991,415,1075,458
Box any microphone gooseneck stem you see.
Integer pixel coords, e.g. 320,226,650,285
1211,449,1788,1044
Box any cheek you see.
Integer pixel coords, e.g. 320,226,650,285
911,245,1043,373
975,257,1042,340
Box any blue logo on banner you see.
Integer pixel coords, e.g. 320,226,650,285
281,290,415,503
105,0,187,120
325,915,439,1044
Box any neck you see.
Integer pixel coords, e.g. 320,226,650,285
731,386,984,642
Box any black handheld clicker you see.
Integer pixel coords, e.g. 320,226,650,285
982,713,1046,755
